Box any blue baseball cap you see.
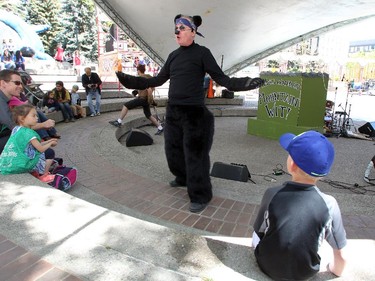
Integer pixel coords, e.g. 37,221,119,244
279,131,335,177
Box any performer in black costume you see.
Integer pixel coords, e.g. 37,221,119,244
116,14,264,213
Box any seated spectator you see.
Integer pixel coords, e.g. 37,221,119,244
51,81,75,123
252,131,347,280
70,85,86,118
13,50,25,71
1,49,16,70
10,93,61,141
42,91,60,113
0,104,57,182
0,69,57,154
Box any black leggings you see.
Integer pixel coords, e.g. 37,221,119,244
164,105,214,204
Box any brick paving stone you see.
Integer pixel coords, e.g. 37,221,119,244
170,198,189,210
0,240,17,255
36,267,69,281
218,221,236,236
210,197,226,207
181,214,200,227
205,219,224,233
221,198,236,209
169,211,190,224
7,260,53,281
212,207,229,220
200,205,217,218
232,224,252,237
237,213,253,226
231,201,246,212
193,216,212,231
151,206,171,218
224,209,241,222
160,209,179,221
0,246,27,268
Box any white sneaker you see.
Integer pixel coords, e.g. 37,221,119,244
96,112,101,116
90,113,95,117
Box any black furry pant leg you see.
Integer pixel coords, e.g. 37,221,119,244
164,105,215,204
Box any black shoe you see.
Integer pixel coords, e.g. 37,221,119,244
109,120,121,128
50,134,61,139
189,202,208,213
169,179,186,187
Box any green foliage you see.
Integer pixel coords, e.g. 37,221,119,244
305,60,325,73
287,60,301,72
1,0,98,62
0,0,27,18
267,60,279,68
56,0,98,62
0,0,13,11
24,0,62,56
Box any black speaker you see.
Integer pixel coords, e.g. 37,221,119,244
221,89,234,99
126,128,153,147
358,122,375,137
210,162,254,183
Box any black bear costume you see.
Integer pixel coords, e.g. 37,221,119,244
116,14,264,212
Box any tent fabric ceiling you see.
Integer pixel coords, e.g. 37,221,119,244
94,0,375,74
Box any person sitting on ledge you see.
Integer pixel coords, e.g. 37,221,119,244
252,131,347,280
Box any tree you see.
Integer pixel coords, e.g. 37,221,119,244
0,0,14,12
58,0,98,62
24,0,62,56
0,0,28,20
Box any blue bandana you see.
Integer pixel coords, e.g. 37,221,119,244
175,17,204,37
175,18,196,30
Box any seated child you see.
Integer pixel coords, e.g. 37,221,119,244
252,131,347,280
0,104,58,181
8,95,61,141
42,91,60,113
70,85,86,118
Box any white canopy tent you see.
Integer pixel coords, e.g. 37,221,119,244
94,0,375,75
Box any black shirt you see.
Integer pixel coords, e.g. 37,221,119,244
117,42,256,106
253,181,347,280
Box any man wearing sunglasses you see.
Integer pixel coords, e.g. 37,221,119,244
0,69,56,153
116,14,264,213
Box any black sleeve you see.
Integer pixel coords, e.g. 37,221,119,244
203,48,264,91
116,72,150,90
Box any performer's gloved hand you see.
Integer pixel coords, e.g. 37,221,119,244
245,77,265,90
132,90,138,96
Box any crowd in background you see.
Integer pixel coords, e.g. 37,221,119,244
0,38,25,71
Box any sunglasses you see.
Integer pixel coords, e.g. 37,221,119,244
175,25,192,32
7,80,23,86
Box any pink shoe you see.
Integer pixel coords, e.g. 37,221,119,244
39,173,55,183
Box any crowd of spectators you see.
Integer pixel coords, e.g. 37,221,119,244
0,39,25,71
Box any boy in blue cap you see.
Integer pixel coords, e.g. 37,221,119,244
252,130,347,280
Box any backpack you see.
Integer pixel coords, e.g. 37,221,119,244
49,166,78,191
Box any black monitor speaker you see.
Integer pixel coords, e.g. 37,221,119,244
126,128,153,147
210,162,255,183
358,122,375,137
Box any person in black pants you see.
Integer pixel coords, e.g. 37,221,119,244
115,14,264,213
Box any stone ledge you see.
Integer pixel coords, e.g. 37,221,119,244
45,97,250,124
